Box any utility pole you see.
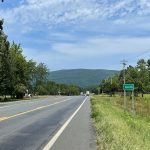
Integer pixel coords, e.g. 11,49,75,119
121,60,128,111
110,77,113,102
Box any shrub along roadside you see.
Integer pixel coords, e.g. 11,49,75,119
91,96,150,150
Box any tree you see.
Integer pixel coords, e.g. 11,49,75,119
26,60,37,94
15,84,27,99
9,42,28,98
45,81,58,95
33,63,49,95
36,63,48,84
0,19,3,30
126,66,139,88
100,75,119,96
0,20,11,98
147,59,150,69
136,59,149,96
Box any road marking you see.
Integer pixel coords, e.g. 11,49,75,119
0,98,72,122
0,97,48,105
0,99,49,109
0,117,8,121
43,97,88,150
0,105,17,109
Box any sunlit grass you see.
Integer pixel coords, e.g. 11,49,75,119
91,96,150,150
115,94,150,117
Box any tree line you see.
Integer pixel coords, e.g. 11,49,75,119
0,20,80,100
100,59,150,97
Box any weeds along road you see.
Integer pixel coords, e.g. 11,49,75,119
0,96,96,150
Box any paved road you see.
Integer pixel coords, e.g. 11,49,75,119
0,96,96,150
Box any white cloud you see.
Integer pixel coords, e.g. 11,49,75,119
52,37,150,57
1,0,96,25
1,0,150,30
22,36,150,70
1,0,150,70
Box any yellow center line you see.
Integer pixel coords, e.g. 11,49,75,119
0,98,72,122
0,117,8,121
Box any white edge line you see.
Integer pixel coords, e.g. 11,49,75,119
43,96,88,150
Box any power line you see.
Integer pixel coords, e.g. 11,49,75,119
135,49,150,58
126,49,150,61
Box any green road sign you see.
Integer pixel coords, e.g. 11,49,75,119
123,84,134,91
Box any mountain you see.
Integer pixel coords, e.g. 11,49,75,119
48,69,119,87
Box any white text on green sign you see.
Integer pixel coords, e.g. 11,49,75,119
123,84,134,91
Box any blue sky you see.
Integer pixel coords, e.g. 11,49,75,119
1,0,150,71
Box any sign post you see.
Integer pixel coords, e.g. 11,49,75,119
123,84,135,113
132,90,135,114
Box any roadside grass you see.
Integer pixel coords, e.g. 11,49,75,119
113,94,150,117
91,96,150,150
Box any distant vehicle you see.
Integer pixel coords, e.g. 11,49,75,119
86,91,90,96
80,92,84,96
24,93,32,98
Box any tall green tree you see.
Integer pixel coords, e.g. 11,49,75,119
35,63,49,94
9,42,28,98
26,60,37,94
136,59,149,96
0,19,11,98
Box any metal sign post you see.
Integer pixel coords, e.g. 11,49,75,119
123,84,135,113
124,89,126,111
132,90,135,114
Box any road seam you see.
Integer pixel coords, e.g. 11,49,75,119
0,97,67,109
42,96,88,150
0,97,49,105
0,98,72,122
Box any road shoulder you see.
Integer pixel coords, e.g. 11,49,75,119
51,97,96,150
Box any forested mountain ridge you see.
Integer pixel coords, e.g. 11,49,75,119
49,69,119,87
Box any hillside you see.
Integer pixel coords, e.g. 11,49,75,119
48,69,119,87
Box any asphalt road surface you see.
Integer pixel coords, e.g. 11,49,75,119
0,96,96,150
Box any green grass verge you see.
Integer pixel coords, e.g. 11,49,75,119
104,94,150,117
91,96,150,150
